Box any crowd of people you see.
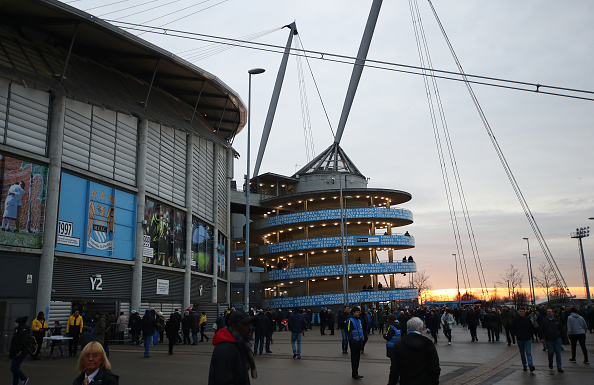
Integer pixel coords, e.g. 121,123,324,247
7,302,594,385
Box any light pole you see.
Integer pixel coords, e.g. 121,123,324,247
245,67,265,311
453,253,461,309
523,237,535,306
571,226,591,306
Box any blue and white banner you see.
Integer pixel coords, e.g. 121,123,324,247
266,234,414,254
268,288,418,308
267,207,413,227
266,262,417,281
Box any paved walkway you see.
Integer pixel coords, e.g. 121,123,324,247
2,324,592,384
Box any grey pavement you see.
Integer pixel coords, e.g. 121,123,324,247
2,324,593,384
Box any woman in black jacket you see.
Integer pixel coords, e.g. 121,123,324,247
425,309,440,344
73,341,119,385
9,316,30,385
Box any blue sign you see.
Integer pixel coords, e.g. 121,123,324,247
56,173,136,260
267,207,413,227
267,262,417,281
266,234,414,254
268,288,418,308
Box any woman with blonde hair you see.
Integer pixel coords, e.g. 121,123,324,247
73,341,119,385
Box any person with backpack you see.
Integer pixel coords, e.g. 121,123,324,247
9,316,30,385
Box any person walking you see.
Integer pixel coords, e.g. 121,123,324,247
252,310,268,355
513,308,535,372
567,307,589,364
31,311,48,360
182,310,192,344
288,308,307,359
9,316,30,385
338,306,350,354
425,309,440,344
441,308,454,345
467,307,479,342
387,317,440,385
141,309,157,358
347,306,365,379
128,310,141,345
190,309,200,345
383,314,401,358
540,308,564,373
327,309,335,335
93,312,110,357
165,317,178,355
501,306,516,346
67,309,84,356
265,308,275,354
208,310,256,385
200,311,210,342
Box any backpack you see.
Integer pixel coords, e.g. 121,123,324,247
27,332,37,355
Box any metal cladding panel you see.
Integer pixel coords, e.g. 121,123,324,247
52,260,132,300
197,138,214,222
145,122,161,195
5,83,49,156
141,269,184,301
114,113,137,185
0,79,8,140
63,99,92,170
48,301,73,325
190,275,213,303
90,108,116,178
172,130,186,207
158,125,174,202
191,141,200,216
139,302,182,315
217,148,227,231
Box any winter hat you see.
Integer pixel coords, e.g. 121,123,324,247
15,316,28,326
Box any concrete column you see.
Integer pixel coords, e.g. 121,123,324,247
37,92,65,317
226,148,234,305
131,118,148,312
184,133,194,309
212,144,220,303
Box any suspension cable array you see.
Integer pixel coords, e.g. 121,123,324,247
294,37,315,163
426,0,571,298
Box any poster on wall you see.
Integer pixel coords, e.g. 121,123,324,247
217,233,227,279
192,218,213,274
144,199,186,268
0,154,48,248
55,173,136,260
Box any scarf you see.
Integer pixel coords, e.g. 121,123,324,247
230,328,257,379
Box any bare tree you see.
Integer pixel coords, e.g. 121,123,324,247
533,262,556,304
496,264,524,307
412,270,432,299
489,286,502,306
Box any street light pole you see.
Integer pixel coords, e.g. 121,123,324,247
571,226,591,306
523,237,535,306
453,253,461,309
244,67,265,311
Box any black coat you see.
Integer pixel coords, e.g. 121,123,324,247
141,314,157,338
73,368,119,385
513,315,534,341
208,328,250,385
466,310,479,326
539,316,563,341
253,313,270,336
9,326,30,359
389,333,440,385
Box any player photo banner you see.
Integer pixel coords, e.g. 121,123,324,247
0,154,48,248
144,199,186,269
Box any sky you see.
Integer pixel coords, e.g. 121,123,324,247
65,0,594,299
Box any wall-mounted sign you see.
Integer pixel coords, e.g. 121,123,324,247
0,154,48,248
268,288,418,308
56,173,137,260
267,207,413,227
267,234,415,254
90,274,103,291
267,262,417,281
26,274,33,284
157,279,169,295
